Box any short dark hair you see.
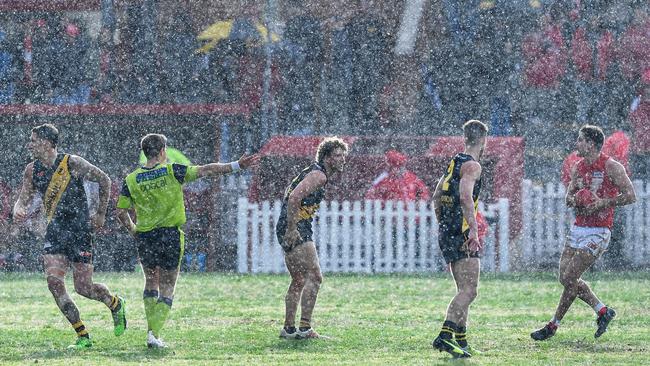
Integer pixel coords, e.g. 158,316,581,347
32,124,59,147
316,136,349,165
141,133,167,159
463,120,488,145
579,124,605,150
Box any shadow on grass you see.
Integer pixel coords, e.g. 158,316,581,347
24,346,173,363
562,339,648,353
269,337,336,352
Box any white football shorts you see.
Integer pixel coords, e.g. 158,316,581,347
567,225,611,257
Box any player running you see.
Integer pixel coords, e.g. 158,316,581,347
531,125,636,341
13,124,126,350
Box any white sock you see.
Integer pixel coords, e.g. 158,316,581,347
594,302,605,314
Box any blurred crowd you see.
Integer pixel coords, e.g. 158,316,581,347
1,1,649,178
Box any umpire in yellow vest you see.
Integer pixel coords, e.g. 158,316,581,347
116,133,259,348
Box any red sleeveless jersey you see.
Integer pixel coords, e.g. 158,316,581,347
574,153,618,228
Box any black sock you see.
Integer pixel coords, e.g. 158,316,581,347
284,326,296,334
455,325,467,348
438,320,457,340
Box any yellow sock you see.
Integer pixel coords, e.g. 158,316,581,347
72,320,89,338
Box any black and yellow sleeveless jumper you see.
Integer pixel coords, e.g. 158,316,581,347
33,153,92,262
438,153,482,264
276,162,327,252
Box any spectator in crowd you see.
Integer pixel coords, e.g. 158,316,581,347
476,6,519,136
365,150,430,202
349,0,392,135
0,29,19,104
600,3,636,130
31,16,60,103
198,2,282,150
603,125,631,175
521,9,568,180
619,2,650,82
159,4,201,104
365,150,431,269
440,0,481,47
121,0,160,103
521,9,568,122
97,0,117,103
320,4,357,134
50,20,92,105
417,24,464,135
202,38,246,104
571,11,620,127
96,27,117,103
278,0,323,135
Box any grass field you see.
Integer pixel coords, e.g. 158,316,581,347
1,271,649,365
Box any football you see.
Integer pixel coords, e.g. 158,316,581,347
575,188,596,207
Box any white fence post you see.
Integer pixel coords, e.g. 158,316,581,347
363,200,374,273
406,201,417,273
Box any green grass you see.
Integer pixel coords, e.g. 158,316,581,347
1,272,649,365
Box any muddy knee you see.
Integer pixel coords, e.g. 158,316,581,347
460,287,478,302
47,276,66,297
306,271,322,287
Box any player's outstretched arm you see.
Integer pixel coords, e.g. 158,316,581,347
13,163,36,223
196,153,261,178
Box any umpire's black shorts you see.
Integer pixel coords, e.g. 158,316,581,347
438,230,480,264
136,227,185,270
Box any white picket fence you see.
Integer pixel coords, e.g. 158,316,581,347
624,181,650,266
236,198,510,273
521,180,650,268
235,179,650,273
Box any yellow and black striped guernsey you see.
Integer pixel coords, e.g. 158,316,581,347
32,153,89,226
438,153,482,238
276,162,328,252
